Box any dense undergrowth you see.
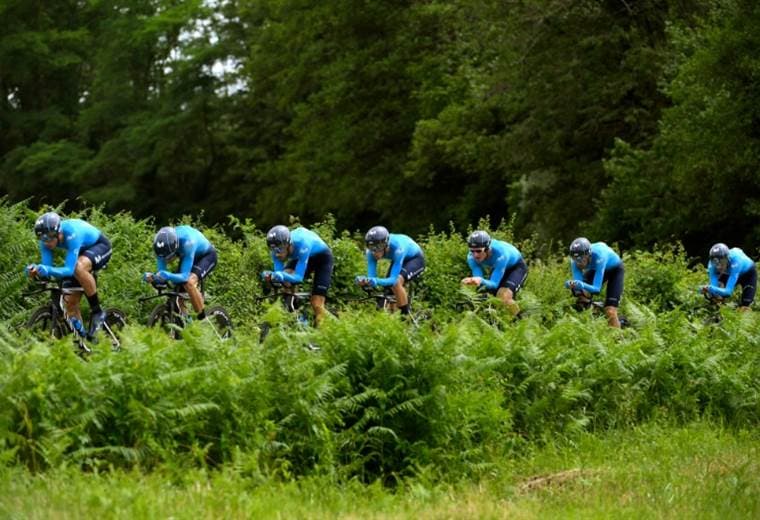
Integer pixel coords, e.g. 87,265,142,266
0,199,758,484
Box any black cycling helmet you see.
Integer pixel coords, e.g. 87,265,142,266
708,243,730,263
467,230,491,250
266,225,291,250
569,237,592,258
153,226,179,259
365,225,390,249
34,211,61,239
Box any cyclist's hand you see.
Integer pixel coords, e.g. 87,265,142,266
25,264,37,278
260,270,273,282
355,275,369,286
142,272,154,283
35,265,50,278
699,285,709,295
367,277,378,288
155,271,169,283
271,271,285,283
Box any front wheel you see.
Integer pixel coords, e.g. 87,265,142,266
147,303,184,339
205,305,232,340
25,305,67,340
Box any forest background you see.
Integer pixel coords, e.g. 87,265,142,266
2,0,760,256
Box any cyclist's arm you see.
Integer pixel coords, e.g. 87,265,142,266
39,243,54,266
45,238,82,278
366,251,378,278
375,248,405,287
467,256,484,278
578,256,607,294
156,257,168,272
277,246,310,283
272,252,286,272
481,252,512,291
708,265,739,297
161,255,194,284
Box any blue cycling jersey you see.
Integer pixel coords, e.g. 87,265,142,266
706,247,755,298
272,227,330,284
38,219,103,278
366,234,423,287
468,239,523,291
570,242,622,294
156,225,213,284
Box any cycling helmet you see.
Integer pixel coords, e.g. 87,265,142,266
153,226,179,259
266,225,291,250
467,230,491,250
569,237,592,258
708,243,730,264
365,226,390,249
34,211,61,239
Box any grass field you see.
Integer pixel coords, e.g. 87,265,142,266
1,421,756,519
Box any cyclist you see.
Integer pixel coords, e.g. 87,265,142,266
461,230,527,317
699,243,756,311
565,237,624,328
355,226,425,315
143,226,217,321
261,225,334,326
25,211,112,339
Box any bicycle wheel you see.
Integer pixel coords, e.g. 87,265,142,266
205,305,233,340
25,306,67,339
103,308,127,350
147,303,184,339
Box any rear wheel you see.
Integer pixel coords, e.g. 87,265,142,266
103,308,127,350
147,303,184,339
205,305,232,340
26,306,67,340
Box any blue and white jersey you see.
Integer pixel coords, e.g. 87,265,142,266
156,225,213,284
570,242,622,294
38,219,103,278
467,239,523,291
272,227,331,284
366,234,423,287
706,247,755,298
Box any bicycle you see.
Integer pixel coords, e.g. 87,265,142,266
139,281,232,340
256,281,331,348
454,286,518,328
574,297,630,328
23,279,127,353
353,281,431,327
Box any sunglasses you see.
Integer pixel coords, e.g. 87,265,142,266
37,231,58,241
269,245,288,254
469,248,487,254
710,257,726,267
571,253,588,261
367,243,386,253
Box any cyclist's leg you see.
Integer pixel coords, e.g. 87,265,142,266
189,248,217,318
309,251,333,326
738,265,756,311
603,264,624,328
497,259,528,316
394,255,425,314
63,283,84,321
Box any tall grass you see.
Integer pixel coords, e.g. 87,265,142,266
0,199,758,485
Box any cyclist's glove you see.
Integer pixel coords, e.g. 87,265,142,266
367,277,378,288
355,275,368,285
271,271,285,283
35,264,50,278
260,270,273,281
142,272,152,282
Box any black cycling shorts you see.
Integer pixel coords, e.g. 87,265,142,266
489,258,528,296
718,264,757,306
286,250,334,297
385,254,426,283
583,263,624,308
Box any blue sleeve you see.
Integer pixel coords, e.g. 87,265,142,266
160,239,198,284
708,266,739,298
481,251,515,291
707,264,720,287
277,245,310,284
39,243,53,266
367,251,378,278
468,255,484,278
46,237,83,278
375,248,405,287
571,260,583,281
272,253,285,272
579,255,607,294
